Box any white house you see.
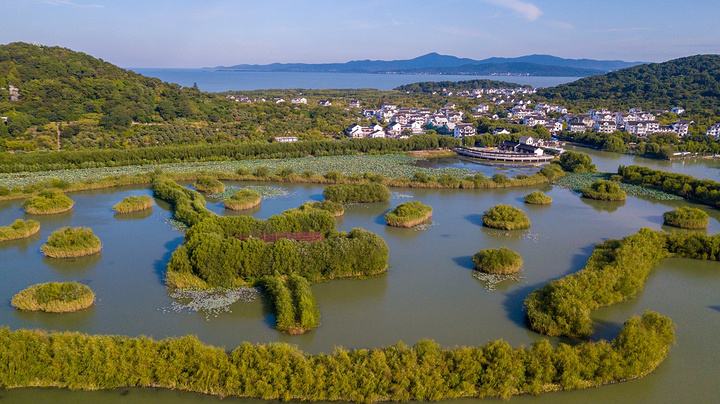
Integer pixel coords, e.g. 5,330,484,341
472,104,490,114
671,107,685,115
594,120,617,134
672,120,693,137
454,123,476,138
706,123,720,138
291,97,307,104
348,99,361,108
273,136,299,143
492,128,511,135
318,99,332,107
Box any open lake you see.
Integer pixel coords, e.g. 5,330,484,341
0,151,719,403
130,69,578,92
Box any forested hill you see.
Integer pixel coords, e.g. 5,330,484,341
538,54,720,115
395,79,529,93
0,42,225,129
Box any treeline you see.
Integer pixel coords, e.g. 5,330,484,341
0,135,461,173
262,275,320,334
0,312,674,401
525,228,719,337
618,165,720,208
323,183,391,203
395,79,528,94
560,131,720,160
153,178,388,288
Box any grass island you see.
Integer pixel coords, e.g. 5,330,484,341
0,219,40,241
472,247,523,274
224,189,262,211
385,201,432,228
291,200,345,217
663,207,710,229
41,227,102,258
11,282,95,313
323,183,391,204
524,191,553,205
23,190,74,215
193,176,225,194
581,179,627,201
113,195,154,214
482,204,531,230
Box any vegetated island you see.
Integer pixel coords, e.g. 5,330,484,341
11,282,95,313
663,207,709,229
291,200,345,217
23,190,74,215
473,248,523,274
482,204,531,230
618,165,720,209
524,191,552,205
385,201,432,228
323,183,391,204
581,179,627,201
224,189,262,211
193,176,225,194
525,228,720,337
41,227,102,258
262,274,320,335
0,219,40,241
113,195,154,214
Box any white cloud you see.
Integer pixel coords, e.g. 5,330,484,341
483,0,542,21
42,0,103,8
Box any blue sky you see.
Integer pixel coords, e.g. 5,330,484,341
2,0,719,67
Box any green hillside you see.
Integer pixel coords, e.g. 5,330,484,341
0,42,226,133
539,55,720,115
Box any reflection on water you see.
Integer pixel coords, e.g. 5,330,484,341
0,177,718,403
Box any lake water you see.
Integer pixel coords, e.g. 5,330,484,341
1,152,720,403
131,69,577,92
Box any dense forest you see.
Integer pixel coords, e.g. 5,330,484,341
538,55,720,115
395,79,528,93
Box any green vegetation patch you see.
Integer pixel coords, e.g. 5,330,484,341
262,274,320,334
11,282,94,313
472,248,523,274
113,195,154,214
581,179,627,201
663,207,709,229
0,219,40,241
23,190,74,215
290,201,345,217
41,227,102,258
385,201,432,228
619,165,720,208
524,191,552,205
224,189,262,211
482,204,531,230
193,176,225,194
323,183,390,204
558,151,596,173
0,311,674,401
525,228,720,338
154,178,389,289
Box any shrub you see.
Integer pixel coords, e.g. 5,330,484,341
153,176,213,226
262,275,320,334
193,176,225,194
581,179,627,201
558,151,596,173
473,248,523,274
539,163,565,181
0,311,674,401
385,201,432,228
663,207,709,229
482,205,531,230
254,166,270,178
323,183,390,204
524,191,552,205
41,227,102,258
11,282,94,313
618,165,720,208
113,195,154,214
0,219,40,241
291,200,345,217
224,189,262,211
23,190,74,215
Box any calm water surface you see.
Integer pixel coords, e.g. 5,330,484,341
130,69,577,92
1,161,719,402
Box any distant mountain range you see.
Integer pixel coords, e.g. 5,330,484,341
215,53,644,77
